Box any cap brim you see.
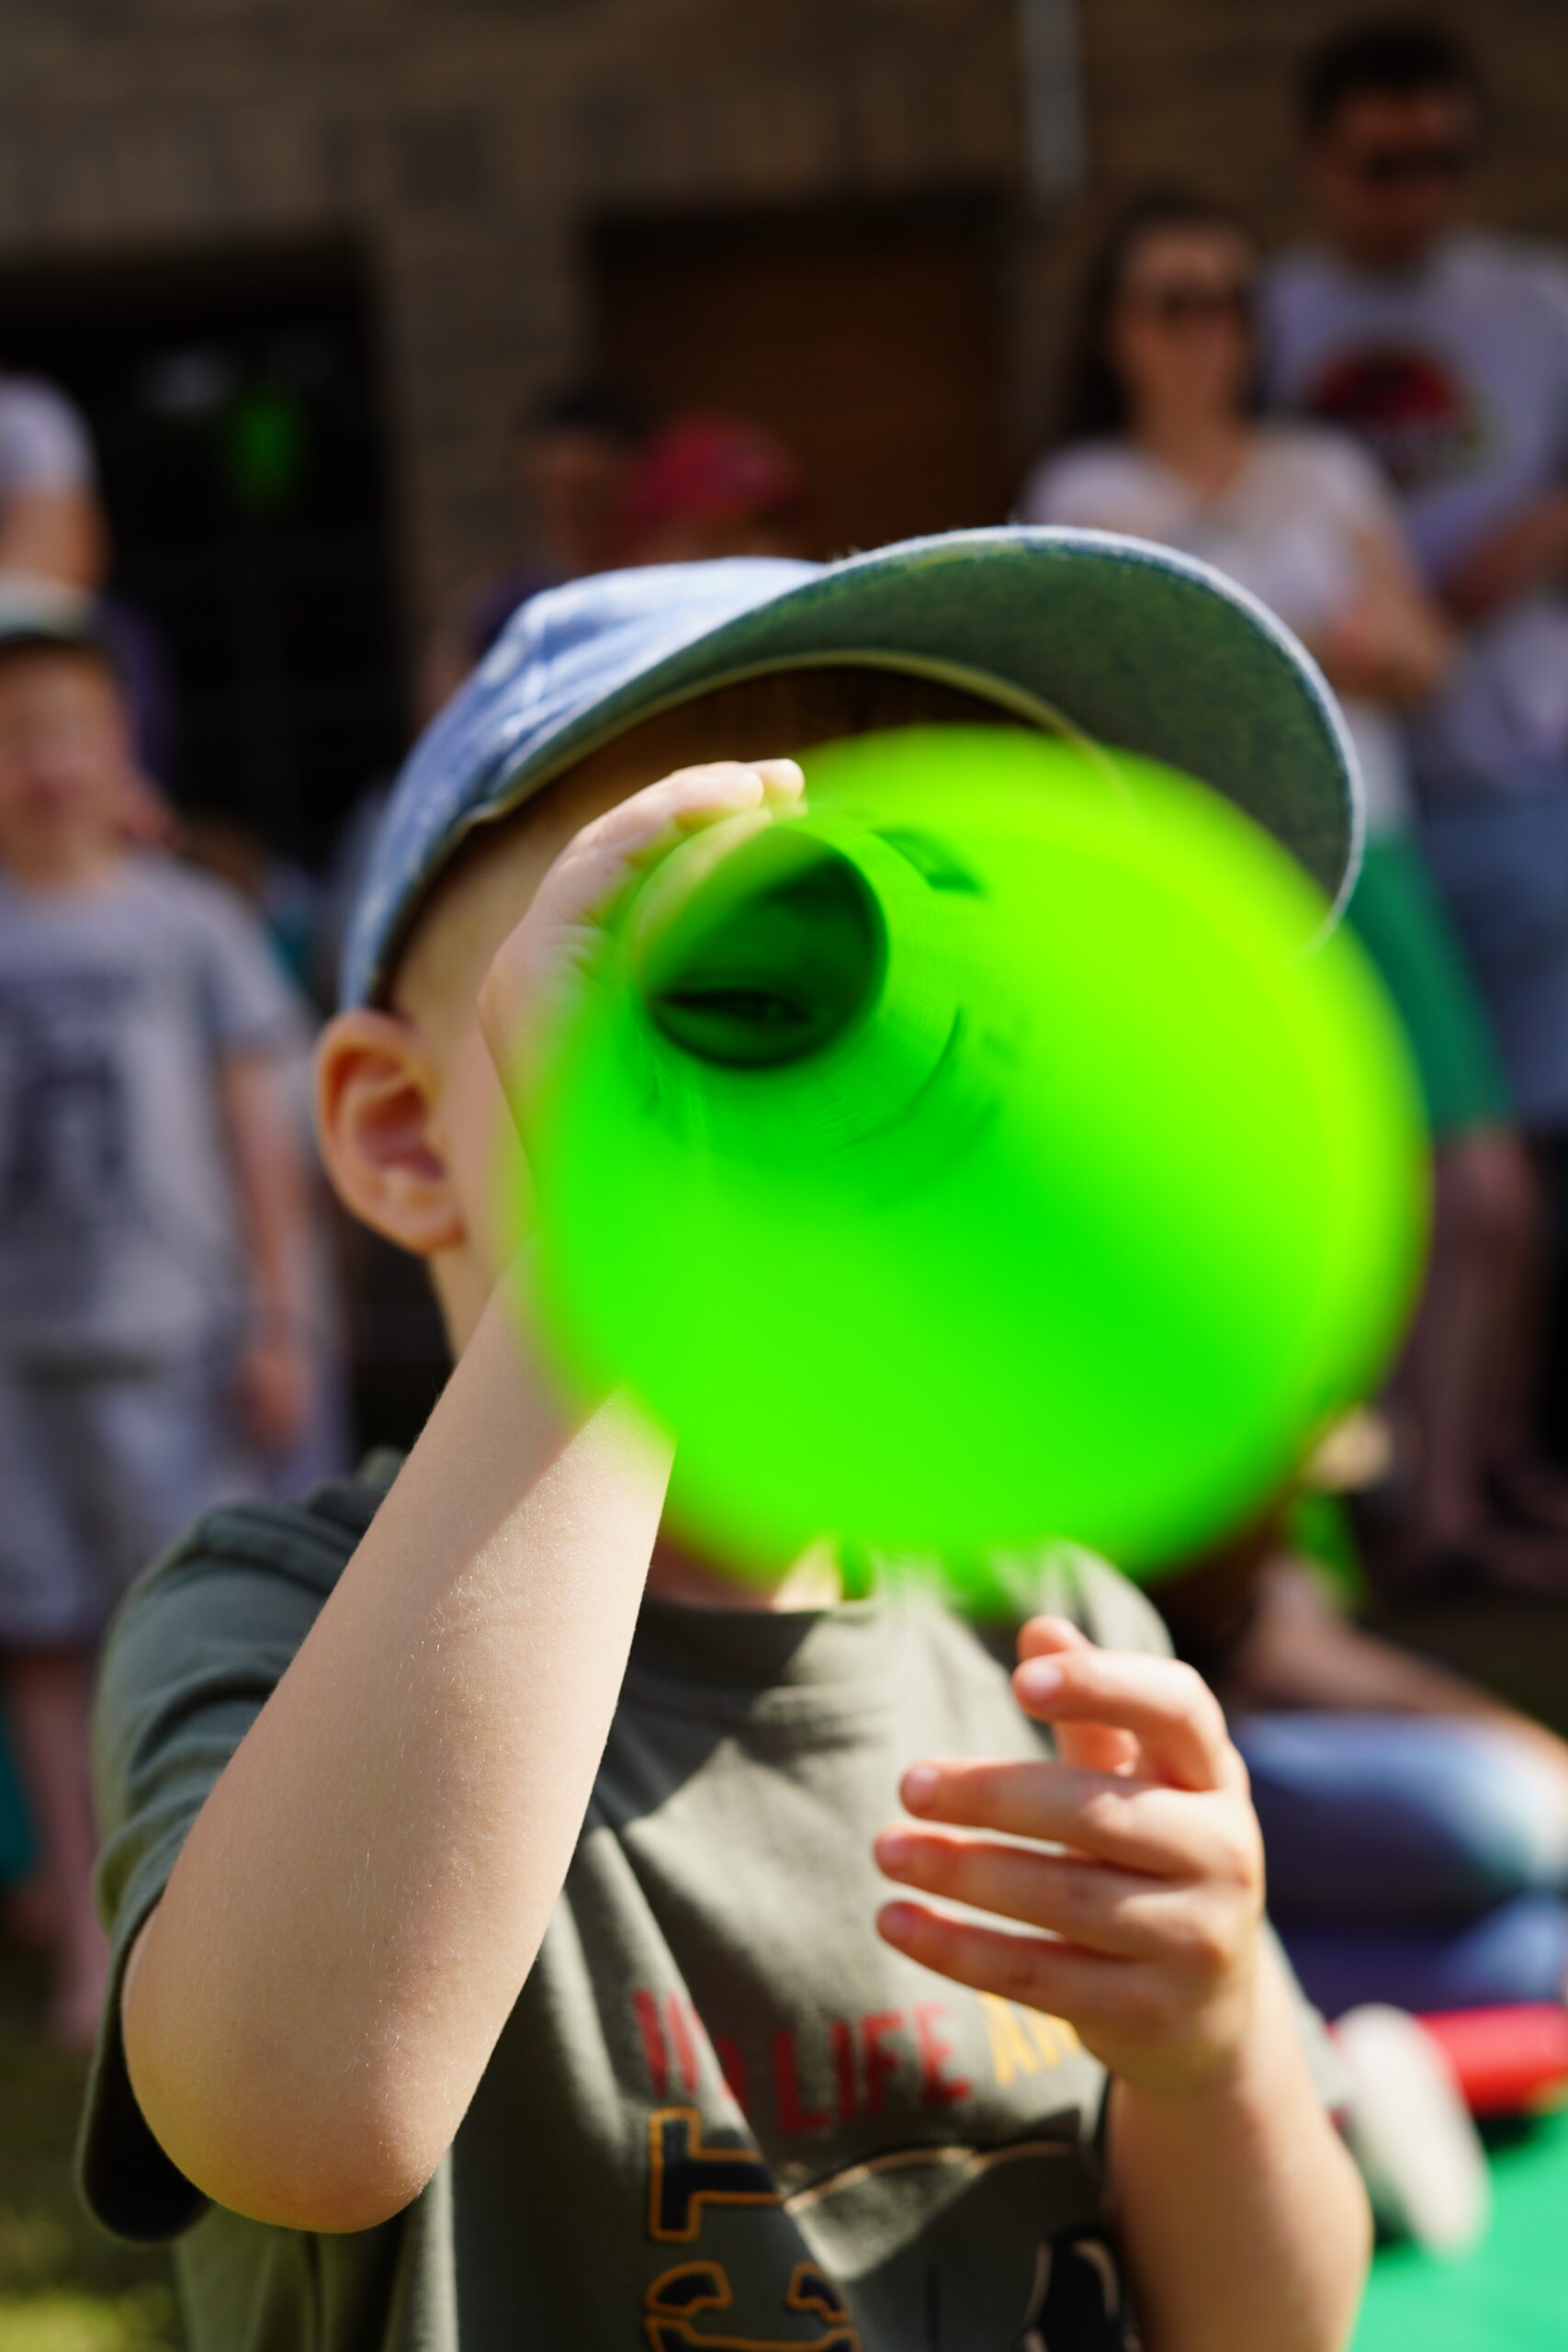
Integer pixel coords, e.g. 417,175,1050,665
351,527,1359,1003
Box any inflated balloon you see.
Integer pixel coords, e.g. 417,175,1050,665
525,727,1427,1582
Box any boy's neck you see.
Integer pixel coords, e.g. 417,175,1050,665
0,832,124,892
647,1531,843,1612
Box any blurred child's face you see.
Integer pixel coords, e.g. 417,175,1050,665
520,426,634,574
0,650,132,877
1108,225,1257,428
1308,88,1477,271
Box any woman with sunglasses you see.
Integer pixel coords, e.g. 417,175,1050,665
1021,188,1449,847
1020,187,1568,1600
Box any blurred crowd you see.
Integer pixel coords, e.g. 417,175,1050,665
5,8,1568,2213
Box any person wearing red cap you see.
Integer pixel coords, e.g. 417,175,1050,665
615,413,811,565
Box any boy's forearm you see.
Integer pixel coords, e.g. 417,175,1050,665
123,1259,671,2233
1111,1942,1371,2352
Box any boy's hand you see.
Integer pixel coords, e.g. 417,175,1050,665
874,1617,1266,2103
478,758,805,1116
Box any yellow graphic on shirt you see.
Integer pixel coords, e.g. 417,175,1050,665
980,1995,1080,2086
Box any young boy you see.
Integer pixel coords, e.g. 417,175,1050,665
83,534,1373,2349
0,586,314,2044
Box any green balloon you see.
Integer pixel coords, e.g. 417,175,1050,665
527,728,1428,1582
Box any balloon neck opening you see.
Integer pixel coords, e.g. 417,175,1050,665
625,810,965,1159
639,830,887,1072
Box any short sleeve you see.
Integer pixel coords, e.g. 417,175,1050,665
0,378,96,498
176,871,308,1060
80,1483,376,2241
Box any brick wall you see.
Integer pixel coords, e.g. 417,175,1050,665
1076,0,1568,239
0,3,1562,629
0,0,1022,631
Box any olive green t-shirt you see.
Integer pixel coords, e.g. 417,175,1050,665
82,1461,1333,2351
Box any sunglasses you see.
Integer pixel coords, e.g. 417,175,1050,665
1347,141,1475,188
1123,281,1254,328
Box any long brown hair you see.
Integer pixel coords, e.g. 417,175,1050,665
1054,188,1258,448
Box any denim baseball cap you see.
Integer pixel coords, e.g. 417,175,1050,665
343,526,1360,1006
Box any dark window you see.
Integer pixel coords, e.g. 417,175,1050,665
0,240,406,867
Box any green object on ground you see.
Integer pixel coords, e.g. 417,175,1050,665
1356,2110,1568,2350
531,728,1428,1580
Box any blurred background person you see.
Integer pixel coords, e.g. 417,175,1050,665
614,411,810,564
0,368,104,590
0,367,176,840
419,381,643,715
0,594,316,2045
1016,188,1561,1592
1265,18,1568,1560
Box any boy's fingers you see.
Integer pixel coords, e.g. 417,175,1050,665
537,758,806,933
589,758,803,857
874,1827,1173,1958
1016,1618,1139,1775
876,1900,1132,2021
897,1758,1224,1878
1011,1648,1233,1792
481,760,807,1081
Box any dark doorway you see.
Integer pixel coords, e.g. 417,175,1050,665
0,240,405,868
592,194,1010,560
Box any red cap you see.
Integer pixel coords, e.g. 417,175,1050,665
617,414,808,548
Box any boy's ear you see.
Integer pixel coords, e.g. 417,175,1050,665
314,1010,466,1258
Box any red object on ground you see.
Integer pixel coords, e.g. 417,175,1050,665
1417,2005,1568,2117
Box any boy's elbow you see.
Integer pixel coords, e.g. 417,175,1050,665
134,2050,442,2233
124,1973,444,2233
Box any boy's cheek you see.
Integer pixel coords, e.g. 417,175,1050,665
444,1023,532,1280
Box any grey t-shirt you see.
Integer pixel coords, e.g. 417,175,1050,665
1263,232,1568,797
83,1463,1339,2352
0,857,301,1366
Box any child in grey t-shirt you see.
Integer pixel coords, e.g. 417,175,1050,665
0,590,316,2045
